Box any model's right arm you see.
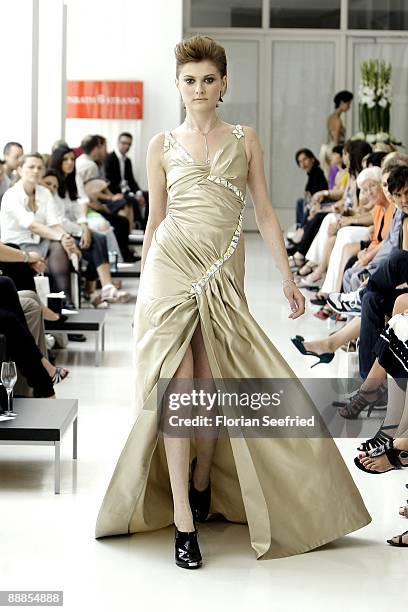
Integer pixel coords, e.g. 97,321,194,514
140,133,168,274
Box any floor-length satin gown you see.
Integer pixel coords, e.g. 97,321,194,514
95,124,371,559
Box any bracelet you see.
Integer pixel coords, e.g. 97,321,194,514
282,278,296,287
23,251,29,263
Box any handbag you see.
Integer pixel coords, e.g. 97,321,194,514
33,274,51,306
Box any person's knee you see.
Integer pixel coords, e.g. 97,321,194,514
392,293,408,315
0,276,16,292
19,296,41,318
361,290,382,314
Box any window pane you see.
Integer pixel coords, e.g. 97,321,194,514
270,0,340,29
191,0,262,28
349,0,408,30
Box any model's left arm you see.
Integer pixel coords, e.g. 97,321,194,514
244,126,305,319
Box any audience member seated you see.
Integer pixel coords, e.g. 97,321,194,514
0,276,68,398
292,148,328,231
104,132,149,230
288,140,371,272
0,159,9,205
2,141,23,186
308,166,394,311
0,153,77,307
45,149,131,303
291,164,408,376
328,145,347,190
350,305,408,548
75,135,134,261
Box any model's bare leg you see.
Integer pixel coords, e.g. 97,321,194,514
191,323,217,491
334,242,360,292
163,344,195,532
304,316,361,355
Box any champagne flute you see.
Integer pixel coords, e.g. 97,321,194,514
1,361,17,417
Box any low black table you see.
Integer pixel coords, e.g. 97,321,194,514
0,398,78,494
111,262,141,278
45,310,106,366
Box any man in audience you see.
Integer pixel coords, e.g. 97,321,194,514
104,132,149,229
3,141,24,185
75,135,134,261
294,148,328,229
0,160,9,204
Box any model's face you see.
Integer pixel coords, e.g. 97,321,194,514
297,153,314,172
118,135,132,155
42,175,59,195
176,61,227,111
361,179,384,206
62,151,75,175
5,145,23,170
18,157,44,184
391,183,408,213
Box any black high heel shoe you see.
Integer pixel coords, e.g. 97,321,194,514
189,457,211,522
174,527,202,569
290,335,334,368
338,388,389,420
357,425,397,452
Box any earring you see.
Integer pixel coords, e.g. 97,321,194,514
219,92,223,103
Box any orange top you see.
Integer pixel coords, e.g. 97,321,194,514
368,202,394,250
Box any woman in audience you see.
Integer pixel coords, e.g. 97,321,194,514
353,305,408,548
306,165,394,316
289,140,371,272
46,148,131,303
0,275,67,397
0,153,76,307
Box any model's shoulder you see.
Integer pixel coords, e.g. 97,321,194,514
148,131,167,149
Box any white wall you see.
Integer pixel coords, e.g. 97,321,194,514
0,0,35,153
64,0,183,188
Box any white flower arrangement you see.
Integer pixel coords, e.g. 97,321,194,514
358,60,392,140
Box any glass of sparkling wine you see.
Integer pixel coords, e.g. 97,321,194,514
1,361,17,417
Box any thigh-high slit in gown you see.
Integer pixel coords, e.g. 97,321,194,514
95,125,371,559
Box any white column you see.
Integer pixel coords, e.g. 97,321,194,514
37,0,66,152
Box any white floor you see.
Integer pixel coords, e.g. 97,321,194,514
1,233,407,610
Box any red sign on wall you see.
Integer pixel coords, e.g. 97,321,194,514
66,81,143,119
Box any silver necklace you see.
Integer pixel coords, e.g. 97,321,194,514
184,117,220,164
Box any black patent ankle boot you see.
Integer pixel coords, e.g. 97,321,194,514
175,527,202,569
189,457,211,522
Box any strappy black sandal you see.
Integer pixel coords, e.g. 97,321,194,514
52,366,70,385
338,388,387,419
354,447,408,475
387,530,408,547
357,425,397,452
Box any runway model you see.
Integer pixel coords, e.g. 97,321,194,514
95,35,370,569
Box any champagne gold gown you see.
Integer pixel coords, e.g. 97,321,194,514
95,124,371,558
